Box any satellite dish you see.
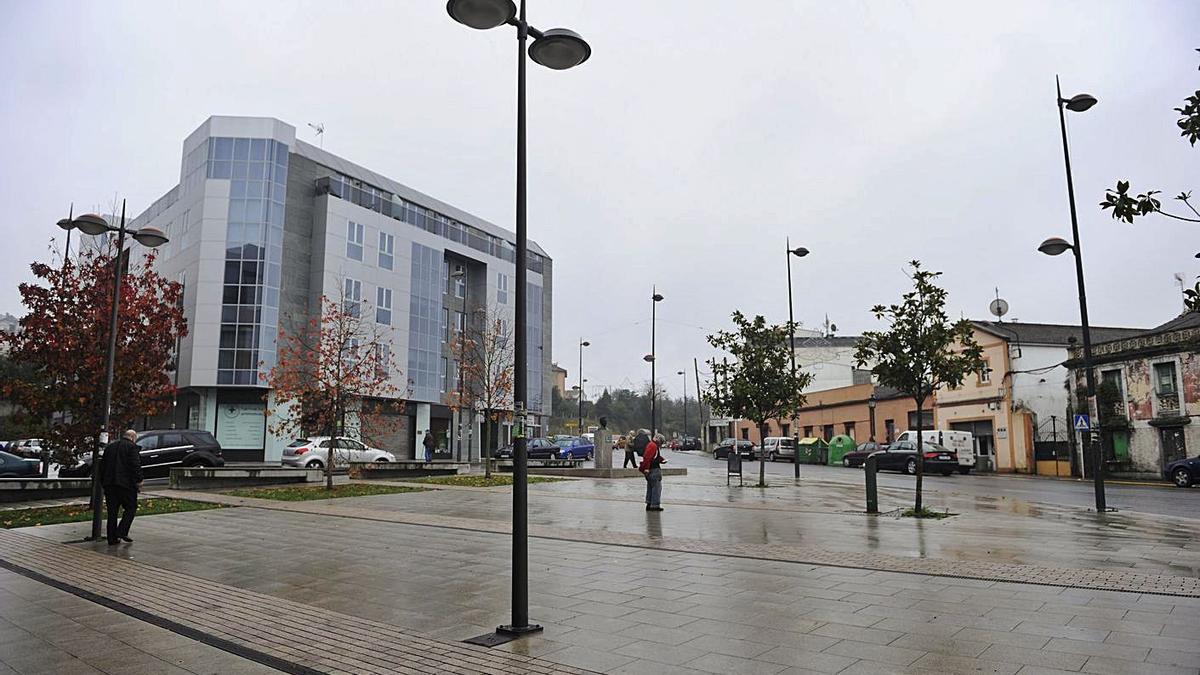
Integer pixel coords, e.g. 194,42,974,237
989,298,1009,319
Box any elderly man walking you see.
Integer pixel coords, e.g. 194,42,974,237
639,433,667,511
100,430,143,545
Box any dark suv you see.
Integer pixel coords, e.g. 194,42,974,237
61,429,225,479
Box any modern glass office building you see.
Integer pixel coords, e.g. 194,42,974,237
130,116,553,461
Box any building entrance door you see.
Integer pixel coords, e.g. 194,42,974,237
1160,426,1187,467
951,420,995,472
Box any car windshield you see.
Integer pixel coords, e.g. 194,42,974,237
778,438,796,448
287,439,310,447
555,438,576,448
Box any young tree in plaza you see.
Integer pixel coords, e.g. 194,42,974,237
854,261,984,514
265,291,402,490
449,309,514,479
2,242,187,465
704,312,811,488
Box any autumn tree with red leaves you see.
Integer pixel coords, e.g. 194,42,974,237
447,309,514,479
265,291,403,489
2,243,187,464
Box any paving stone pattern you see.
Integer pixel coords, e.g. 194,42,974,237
0,528,594,675
150,488,1200,598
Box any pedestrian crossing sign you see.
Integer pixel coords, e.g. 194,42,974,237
1073,414,1090,431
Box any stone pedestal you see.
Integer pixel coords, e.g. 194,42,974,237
594,428,613,469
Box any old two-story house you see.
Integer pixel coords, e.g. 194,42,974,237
1069,312,1200,478
936,321,1144,474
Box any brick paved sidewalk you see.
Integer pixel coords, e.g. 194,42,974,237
0,528,593,675
147,488,1200,598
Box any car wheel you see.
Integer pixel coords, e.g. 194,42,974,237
375,457,390,463
186,459,212,468
586,451,593,461
958,466,970,475
305,460,323,469
843,457,851,468
769,452,776,462
1173,467,1193,488
905,458,918,475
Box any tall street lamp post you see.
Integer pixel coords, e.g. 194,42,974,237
59,202,169,541
451,268,468,462
678,370,687,441
446,0,590,637
1039,76,1106,512
649,288,664,434
785,241,809,478
577,339,589,433
868,392,877,444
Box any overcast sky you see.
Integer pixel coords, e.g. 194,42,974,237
2,1,1197,399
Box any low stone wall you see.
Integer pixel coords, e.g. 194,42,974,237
0,479,93,503
524,467,687,479
347,462,467,479
169,466,323,490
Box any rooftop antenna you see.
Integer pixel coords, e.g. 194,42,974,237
822,314,837,338
307,122,325,149
1175,272,1188,310
988,287,1009,323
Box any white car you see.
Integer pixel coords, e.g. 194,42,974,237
281,437,395,468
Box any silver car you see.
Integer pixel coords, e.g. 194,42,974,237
281,437,395,468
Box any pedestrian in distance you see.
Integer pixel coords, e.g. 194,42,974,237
626,429,649,468
639,433,666,511
423,430,435,463
100,429,143,545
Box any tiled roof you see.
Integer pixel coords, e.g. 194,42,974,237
972,321,1146,346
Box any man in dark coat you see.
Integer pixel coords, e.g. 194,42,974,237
626,429,649,468
100,429,143,545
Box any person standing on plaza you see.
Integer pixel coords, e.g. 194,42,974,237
423,430,435,463
100,429,143,545
626,429,648,468
639,433,666,511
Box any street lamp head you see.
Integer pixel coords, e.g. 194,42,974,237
651,293,664,302
789,246,810,257
528,28,591,70
581,340,590,347
132,227,169,248
1038,236,1073,257
643,354,655,362
868,392,877,409
677,370,685,375
450,267,466,279
446,0,515,29
72,213,112,237
1063,93,1098,113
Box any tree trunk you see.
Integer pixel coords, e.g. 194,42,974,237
483,413,492,479
758,422,768,487
914,398,924,512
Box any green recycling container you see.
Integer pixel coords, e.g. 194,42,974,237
795,437,829,464
827,434,857,465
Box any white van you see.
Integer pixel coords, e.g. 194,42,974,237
759,437,797,462
895,430,975,474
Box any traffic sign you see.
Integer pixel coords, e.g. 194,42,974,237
1073,414,1090,431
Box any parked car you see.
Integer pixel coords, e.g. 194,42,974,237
0,450,41,477
7,439,45,460
869,440,958,476
61,430,225,479
842,441,886,468
757,437,797,462
895,429,975,474
555,436,595,460
713,438,755,460
282,436,395,468
1165,454,1199,487
492,438,559,460
679,437,701,451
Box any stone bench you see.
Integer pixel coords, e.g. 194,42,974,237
168,466,323,490
346,461,468,479
495,458,584,471
0,478,93,503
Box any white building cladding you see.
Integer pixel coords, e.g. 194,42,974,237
129,116,553,462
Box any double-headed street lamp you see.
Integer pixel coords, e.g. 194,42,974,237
446,0,590,638
649,289,664,434
785,241,809,478
58,201,169,541
1039,76,1107,513
578,339,589,433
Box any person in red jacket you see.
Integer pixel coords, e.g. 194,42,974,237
639,433,667,511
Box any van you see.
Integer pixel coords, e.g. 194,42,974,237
759,437,797,462
895,430,975,473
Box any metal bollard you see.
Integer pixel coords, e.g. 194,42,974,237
865,455,878,514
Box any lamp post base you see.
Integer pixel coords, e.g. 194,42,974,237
497,623,543,636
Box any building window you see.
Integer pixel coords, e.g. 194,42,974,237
440,357,448,393
740,428,749,440
453,265,466,299
780,423,790,437
378,231,394,270
803,425,813,438
978,360,991,384
376,287,392,325
346,221,364,261
453,311,465,334
442,307,450,343
885,419,896,443
844,421,855,437
375,344,390,378
497,272,509,304
343,278,362,317
907,410,934,430
1154,362,1178,395
822,424,834,441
